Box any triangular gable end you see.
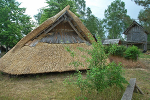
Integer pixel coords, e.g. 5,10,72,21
11,5,95,53
25,11,88,47
123,21,149,35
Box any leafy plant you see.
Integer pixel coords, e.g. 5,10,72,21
65,36,128,98
104,45,127,57
110,45,127,57
124,45,140,61
104,45,111,54
106,62,127,89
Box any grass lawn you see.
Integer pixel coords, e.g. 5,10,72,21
0,53,150,99
140,52,150,59
0,69,150,100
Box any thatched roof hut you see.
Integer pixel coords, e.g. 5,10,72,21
0,5,95,75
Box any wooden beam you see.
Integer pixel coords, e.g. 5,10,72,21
66,11,73,20
63,14,85,40
121,78,144,100
135,83,144,95
56,11,67,21
121,78,136,100
44,18,64,34
32,17,64,40
67,20,85,41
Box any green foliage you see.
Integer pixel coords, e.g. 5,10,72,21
84,8,97,35
106,62,127,89
104,45,141,61
34,9,43,25
83,8,105,38
73,0,86,18
104,45,127,57
104,45,111,54
96,19,105,39
66,36,128,98
110,45,127,57
124,46,140,61
35,0,87,25
39,0,79,24
0,0,34,50
133,0,150,8
138,9,150,41
103,0,132,39
134,0,150,41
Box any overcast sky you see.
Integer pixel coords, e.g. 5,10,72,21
18,0,144,21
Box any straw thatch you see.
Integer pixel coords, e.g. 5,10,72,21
0,5,95,75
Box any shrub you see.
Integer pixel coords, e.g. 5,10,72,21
106,62,127,89
124,45,140,61
109,45,127,57
66,36,128,97
104,45,111,54
104,45,127,57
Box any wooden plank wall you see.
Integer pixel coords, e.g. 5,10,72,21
147,42,150,50
127,26,147,43
40,32,84,44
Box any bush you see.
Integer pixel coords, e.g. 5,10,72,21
104,45,127,57
104,45,111,54
124,45,140,61
106,62,128,89
109,45,127,57
66,36,128,97
113,45,127,57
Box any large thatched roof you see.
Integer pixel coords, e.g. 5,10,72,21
0,5,95,75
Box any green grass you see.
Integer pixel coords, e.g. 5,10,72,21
0,69,150,100
125,69,150,100
139,52,150,59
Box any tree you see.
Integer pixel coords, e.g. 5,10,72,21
0,0,34,51
103,0,132,39
39,0,78,24
73,0,86,18
133,0,150,8
35,0,86,25
138,9,150,41
84,7,97,35
96,19,105,39
133,0,150,41
34,9,43,25
84,7,105,39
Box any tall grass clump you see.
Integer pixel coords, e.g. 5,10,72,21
65,36,128,99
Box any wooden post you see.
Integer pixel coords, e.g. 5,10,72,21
121,78,144,100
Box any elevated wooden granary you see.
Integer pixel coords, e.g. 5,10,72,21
123,21,149,51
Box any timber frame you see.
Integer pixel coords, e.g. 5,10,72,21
33,11,85,41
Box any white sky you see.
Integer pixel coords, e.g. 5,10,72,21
17,0,143,21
